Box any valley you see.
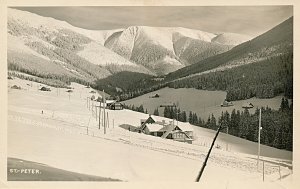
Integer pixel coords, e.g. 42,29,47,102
7,78,292,184
123,87,284,121
4,7,294,187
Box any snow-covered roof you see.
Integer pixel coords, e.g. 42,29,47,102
177,122,193,131
106,100,116,104
145,123,164,132
242,102,254,108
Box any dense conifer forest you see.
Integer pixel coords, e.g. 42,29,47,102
161,98,292,151
168,53,293,101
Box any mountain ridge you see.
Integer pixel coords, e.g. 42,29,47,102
7,8,254,84
166,16,293,81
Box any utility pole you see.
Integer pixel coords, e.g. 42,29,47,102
176,110,180,126
103,90,106,134
98,102,101,130
226,126,229,151
257,108,262,168
96,104,98,121
196,125,222,182
107,112,109,128
92,101,94,116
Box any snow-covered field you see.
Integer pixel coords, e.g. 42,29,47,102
7,78,293,187
123,87,285,122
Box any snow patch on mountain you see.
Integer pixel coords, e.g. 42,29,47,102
77,41,138,66
8,33,50,61
149,56,185,75
77,41,154,75
8,8,121,45
8,8,253,77
104,27,138,59
212,33,252,45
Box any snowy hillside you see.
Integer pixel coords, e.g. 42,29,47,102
8,8,252,77
167,17,293,82
7,78,293,186
212,33,251,45
105,26,252,75
7,8,120,44
7,8,153,81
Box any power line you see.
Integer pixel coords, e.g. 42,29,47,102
196,125,223,182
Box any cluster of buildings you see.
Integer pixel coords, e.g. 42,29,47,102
89,92,193,144
105,100,124,110
134,116,194,144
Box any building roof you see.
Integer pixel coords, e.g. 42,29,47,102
106,100,116,104
177,122,193,131
145,123,164,132
136,116,156,131
242,102,254,108
161,129,193,140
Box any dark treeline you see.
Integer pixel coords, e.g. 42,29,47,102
8,63,92,87
162,97,292,151
163,106,189,123
167,53,293,101
95,53,293,102
93,71,167,101
8,70,91,88
123,104,148,114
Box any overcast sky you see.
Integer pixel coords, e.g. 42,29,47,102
14,6,293,37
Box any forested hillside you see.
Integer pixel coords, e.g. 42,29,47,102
168,53,293,101
166,17,293,81
161,98,293,151
92,72,164,100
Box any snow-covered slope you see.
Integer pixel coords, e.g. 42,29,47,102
167,17,293,81
7,78,293,186
7,8,252,78
7,8,154,80
212,33,251,45
105,26,251,74
7,8,120,44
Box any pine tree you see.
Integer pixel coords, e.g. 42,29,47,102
211,114,217,130
181,111,187,122
192,113,198,125
206,115,211,128
164,107,170,118
188,111,193,124
153,108,159,116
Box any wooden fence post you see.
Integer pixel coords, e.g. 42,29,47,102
279,166,281,181
262,161,265,182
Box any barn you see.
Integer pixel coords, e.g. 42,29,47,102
135,116,156,133
162,130,193,144
136,115,194,144
160,123,193,144
109,102,124,110
242,102,254,109
143,123,165,136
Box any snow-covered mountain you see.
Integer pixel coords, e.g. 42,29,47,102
104,26,251,74
211,33,252,45
166,16,293,83
7,8,153,84
7,8,252,81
